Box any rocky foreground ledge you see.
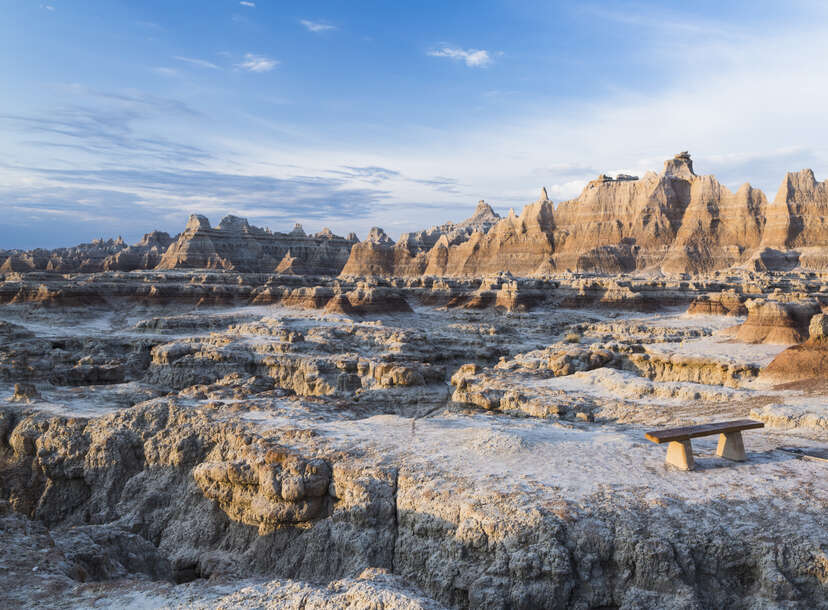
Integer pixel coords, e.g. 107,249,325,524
0,267,826,608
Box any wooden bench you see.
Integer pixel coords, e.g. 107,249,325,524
645,420,764,470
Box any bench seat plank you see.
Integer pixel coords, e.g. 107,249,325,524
645,419,764,444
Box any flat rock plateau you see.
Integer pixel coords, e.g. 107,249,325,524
1,154,826,609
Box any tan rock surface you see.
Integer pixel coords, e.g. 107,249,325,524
733,298,820,344
761,313,828,383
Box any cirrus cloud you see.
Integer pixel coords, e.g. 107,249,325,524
237,53,279,72
173,56,221,70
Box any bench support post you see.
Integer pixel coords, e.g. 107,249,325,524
666,440,694,471
716,431,746,461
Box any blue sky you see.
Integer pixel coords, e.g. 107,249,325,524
2,1,828,248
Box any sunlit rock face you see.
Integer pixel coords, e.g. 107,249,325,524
338,153,828,277
339,201,504,278
760,312,828,383
762,169,828,249
4,152,828,280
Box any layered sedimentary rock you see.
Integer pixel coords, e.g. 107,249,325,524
426,198,555,277
2,217,357,277
340,201,502,277
2,266,828,607
102,231,174,271
687,290,748,316
340,152,828,277
5,152,828,280
0,238,130,273
761,313,828,382
731,297,821,344
157,215,357,274
762,169,828,250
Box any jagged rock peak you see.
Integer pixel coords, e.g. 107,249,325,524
290,223,306,237
663,151,695,180
217,215,251,232
366,227,393,245
465,200,501,225
137,231,173,247
539,187,549,202
779,168,817,195
185,214,211,232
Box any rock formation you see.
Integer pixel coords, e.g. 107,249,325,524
340,153,828,277
1,266,827,607
102,231,174,271
0,237,131,274
2,217,357,277
340,202,502,277
687,290,748,316
731,297,821,344
761,312,828,382
157,216,357,275
5,153,828,280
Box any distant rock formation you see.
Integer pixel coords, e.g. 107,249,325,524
5,152,828,278
339,201,503,277
0,237,132,274
102,231,174,271
0,216,358,277
425,194,554,277
340,152,828,277
156,215,358,275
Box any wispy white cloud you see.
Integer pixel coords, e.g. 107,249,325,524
152,67,179,78
240,1,255,6
173,56,221,70
300,19,336,33
237,53,279,72
41,4,55,11
427,46,492,68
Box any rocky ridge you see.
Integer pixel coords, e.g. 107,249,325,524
5,153,828,279
341,152,828,277
1,217,357,276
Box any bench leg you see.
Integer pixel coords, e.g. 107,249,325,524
666,440,694,471
717,431,746,461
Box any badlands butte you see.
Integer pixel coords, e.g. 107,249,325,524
0,152,826,609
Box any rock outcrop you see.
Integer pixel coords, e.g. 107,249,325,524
102,231,174,271
0,238,130,274
3,217,357,277
6,153,828,279
157,216,357,275
761,312,828,382
340,153,828,277
762,169,828,250
731,298,821,344
340,202,503,278
687,290,748,316
1,268,827,608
